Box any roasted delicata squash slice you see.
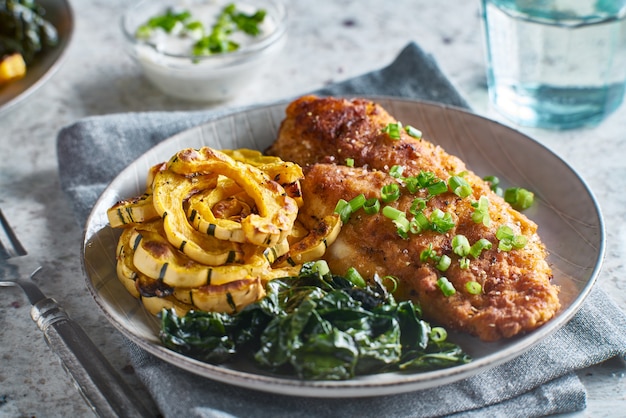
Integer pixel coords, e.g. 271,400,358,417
274,214,342,267
167,147,299,247
173,277,266,314
186,177,251,243
141,294,193,317
107,193,160,228
223,148,305,207
130,228,275,288
151,169,245,266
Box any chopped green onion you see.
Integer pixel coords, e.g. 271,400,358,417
345,267,367,288
349,194,366,211
459,257,470,269
436,254,451,271
429,327,447,342
382,275,399,293
483,175,499,186
410,212,430,234
483,175,503,195
427,180,448,196
389,165,404,178
405,125,423,139
448,175,473,198
409,198,427,215
363,198,380,214
496,225,527,251
420,244,436,262
471,196,491,226
512,234,528,249
345,158,355,167
382,206,409,238
139,8,192,35
429,209,455,233
334,194,365,223
452,235,470,257
381,183,401,202
437,277,456,297
382,122,403,140
309,260,330,276
334,199,351,223
496,225,515,241
504,187,534,210
465,281,482,295
469,238,492,258
404,176,420,194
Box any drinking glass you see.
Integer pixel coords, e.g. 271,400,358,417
481,0,626,129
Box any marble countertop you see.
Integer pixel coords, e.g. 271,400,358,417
1,0,624,416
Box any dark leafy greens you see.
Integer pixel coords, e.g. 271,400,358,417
160,263,471,380
0,0,58,64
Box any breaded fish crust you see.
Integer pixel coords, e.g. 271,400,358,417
267,95,560,341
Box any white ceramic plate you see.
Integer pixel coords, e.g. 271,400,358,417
82,98,604,398
0,0,73,114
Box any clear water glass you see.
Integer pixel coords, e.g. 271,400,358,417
481,0,626,129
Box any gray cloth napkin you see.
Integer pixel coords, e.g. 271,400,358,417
57,43,626,418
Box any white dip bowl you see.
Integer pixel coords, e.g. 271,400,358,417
122,0,287,102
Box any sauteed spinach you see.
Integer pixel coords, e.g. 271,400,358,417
160,262,471,380
1,0,58,64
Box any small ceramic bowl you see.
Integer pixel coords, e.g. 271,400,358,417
121,0,287,102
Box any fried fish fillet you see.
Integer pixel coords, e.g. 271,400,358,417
267,95,560,341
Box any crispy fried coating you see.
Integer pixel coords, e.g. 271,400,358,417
267,95,560,341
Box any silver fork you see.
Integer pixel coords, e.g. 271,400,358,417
0,209,155,418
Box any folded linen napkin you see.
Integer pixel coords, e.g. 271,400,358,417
57,43,626,417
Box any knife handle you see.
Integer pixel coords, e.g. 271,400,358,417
30,297,155,418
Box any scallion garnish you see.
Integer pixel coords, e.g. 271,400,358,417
429,209,455,233
504,187,534,210
496,225,527,251
309,260,330,276
138,8,192,35
419,244,436,262
381,183,401,202
465,281,482,295
334,199,350,223
405,125,423,139
429,327,447,342
452,235,470,257
382,206,410,238
459,257,470,269
436,254,451,272
469,238,492,258
427,180,448,196
409,212,430,234
483,175,503,196
437,277,456,297
409,198,427,215
345,267,367,288
345,157,355,167
471,196,491,227
382,122,403,140
363,198,380,214
448,175,473,198
389,165,404,178
334,194,366,223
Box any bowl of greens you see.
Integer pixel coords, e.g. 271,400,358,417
121,0,287,102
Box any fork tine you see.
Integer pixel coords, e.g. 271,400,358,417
0,208,27,258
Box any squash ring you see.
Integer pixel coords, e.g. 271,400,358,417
167,147,299,247
130,228,274,288
173,277,266,314
151,169,245,266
